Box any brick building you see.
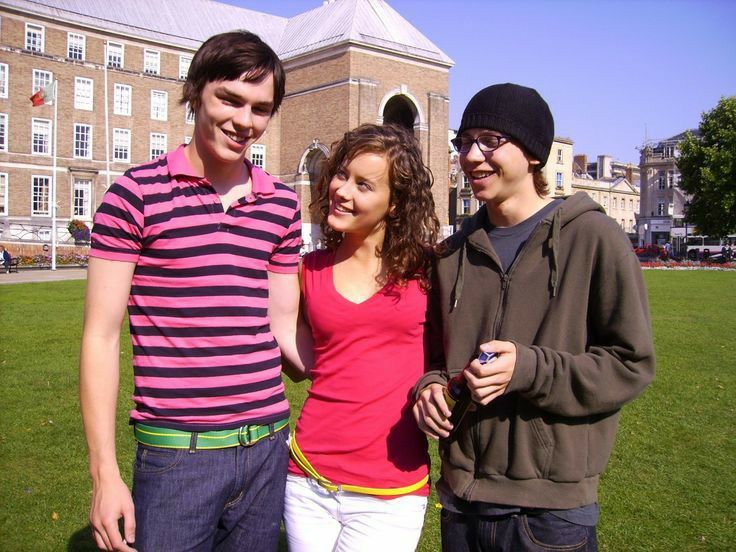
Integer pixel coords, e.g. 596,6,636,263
0,0,453,249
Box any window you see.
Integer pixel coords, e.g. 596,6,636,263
74,124,92,159
179,55,192,80
657,171,665,190
150,90,168,121
32,118,51,155
629,199,633,211
73,178,92,218
0,63,7,98
250,144,266,169
32,175,51,215
461,198,470,214
25,23,44,52
657,201,665,216
556,148,563,164
32,69,52,94
150,133,167,159
113,84,132,116
74,77,93,110
462,174,470,188
143,49,160,75
555,172,563,189
602,196,608,209
636,200,640,212
185,102,195,125
67,32,85,60
107,42,124,69
629,220,634,232
112,128,131,162
0,113,6,152
0,173,7,216
612,198,617,210
183,136,192,145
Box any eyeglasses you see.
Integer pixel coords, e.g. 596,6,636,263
451,134,511,154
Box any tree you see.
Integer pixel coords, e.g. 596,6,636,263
678,96,736,237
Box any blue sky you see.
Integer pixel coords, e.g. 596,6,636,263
224,0,736,164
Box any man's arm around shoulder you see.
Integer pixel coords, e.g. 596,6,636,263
80,257,137,551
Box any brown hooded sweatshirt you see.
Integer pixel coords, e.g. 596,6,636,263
416,192,655,509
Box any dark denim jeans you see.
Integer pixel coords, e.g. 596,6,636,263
131,427,289,551
441,509,598,552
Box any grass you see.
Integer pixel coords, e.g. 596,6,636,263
0,271,734,551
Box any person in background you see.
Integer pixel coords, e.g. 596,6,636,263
80,31,304,551
1,245,11,272
283,123,440,551
413,83,655,552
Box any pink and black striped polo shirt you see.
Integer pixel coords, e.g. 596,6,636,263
90,145,301,431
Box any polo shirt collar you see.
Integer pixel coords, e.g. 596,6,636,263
168,144,276,197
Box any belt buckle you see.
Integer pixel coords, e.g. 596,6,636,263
237,424,253,446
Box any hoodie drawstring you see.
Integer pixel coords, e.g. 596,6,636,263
548,208,561,297
450,241,466,313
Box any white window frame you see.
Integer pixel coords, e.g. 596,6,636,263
0,63,7,98
32,118,51,155
555,172,563,189
0,113,7,152
179,55,192,80
32,175,51,216
73,178,92,219
461,198,470,215
612,197,617,210
25,23,44,52
183,136,192,145
150,133,167,159
185,102,195,125
462,174,470,188
73,123,92,159
657,201,665,216
74,77,93,111
250,144,266,169
32,69,53,94
113,83,132,116
143,49,160,75
106,42,124,69
0,173,8,216
556,148,563,164
67,32,85,61
150,90,168,121
112,128,131,163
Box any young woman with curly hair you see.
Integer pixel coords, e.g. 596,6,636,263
282,123,440,551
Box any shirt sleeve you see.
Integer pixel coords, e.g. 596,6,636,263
89,173,145,263
268,193,302,274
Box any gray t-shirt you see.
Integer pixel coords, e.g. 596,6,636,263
485,199,562,273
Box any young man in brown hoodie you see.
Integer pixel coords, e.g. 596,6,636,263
413,83,655,551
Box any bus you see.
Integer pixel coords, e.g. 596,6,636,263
684,235,735,260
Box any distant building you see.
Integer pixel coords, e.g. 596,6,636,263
542,137,574,197
0,0,453,248
571,156,639,241
637,131,695,246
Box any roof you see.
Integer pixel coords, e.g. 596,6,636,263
2,0,452,65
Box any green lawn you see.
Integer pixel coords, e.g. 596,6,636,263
0,271,734,551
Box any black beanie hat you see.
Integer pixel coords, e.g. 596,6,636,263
457,83,554,168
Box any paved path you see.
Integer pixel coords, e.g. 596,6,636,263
0,267,87,285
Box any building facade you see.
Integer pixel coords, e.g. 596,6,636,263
0,0,453,249
637,131,694,246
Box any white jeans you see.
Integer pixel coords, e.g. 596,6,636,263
283,474,427,552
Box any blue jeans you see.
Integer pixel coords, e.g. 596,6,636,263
132,427,289,551
441,509,598,552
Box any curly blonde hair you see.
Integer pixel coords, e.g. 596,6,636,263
312,123,439,288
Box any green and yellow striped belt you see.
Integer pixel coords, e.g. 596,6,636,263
134,418,289,450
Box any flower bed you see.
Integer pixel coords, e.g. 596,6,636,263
640,259,736,270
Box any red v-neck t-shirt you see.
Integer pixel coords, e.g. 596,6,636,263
289,250,430,496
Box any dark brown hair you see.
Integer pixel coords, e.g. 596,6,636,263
313,123,439,288
181,31,285,114
533,168,549,197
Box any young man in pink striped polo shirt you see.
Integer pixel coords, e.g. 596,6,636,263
80,31,305,551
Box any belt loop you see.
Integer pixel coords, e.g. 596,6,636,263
189,432,198,454
268,422,276,441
